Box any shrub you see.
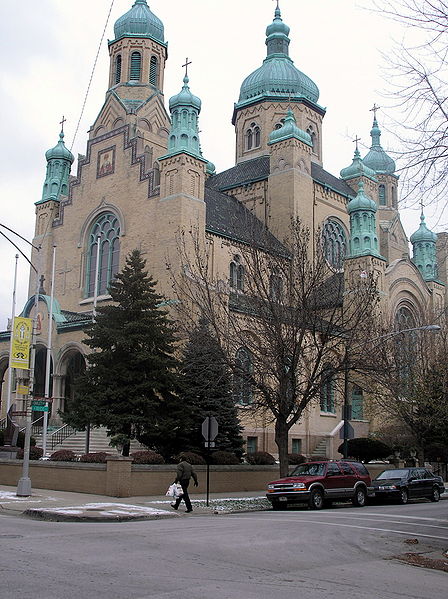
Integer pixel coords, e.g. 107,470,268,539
17,446,43,460
79,452,110,463
176,451,206,465
209,451,241,465
288,453,307,465
245,451,276,465
424,443,448,462
49,449,77,462
130,450,165,464
0,430,36,448
337,437,392,463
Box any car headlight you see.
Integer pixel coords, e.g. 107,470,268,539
267,484,275,490
293,483,306,489
379,484,397,490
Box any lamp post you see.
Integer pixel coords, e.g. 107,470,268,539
342,324,441,459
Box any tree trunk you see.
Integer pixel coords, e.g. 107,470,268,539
122,440,130,457
275,416,290,478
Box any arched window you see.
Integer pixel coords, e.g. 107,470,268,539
379,184,386,206
130,51,142,81
307,126,317,153
115,54,122,84
254,126,261,147
246,129,253,150
86,213,121,297
320,364,335,413
322,220,347,269
153,161,160,187
229,256,244,291
351,384,364,420
233,347,253,405
395,305,416,331
391,186,397,208
149,56,158,86
269,273,283,302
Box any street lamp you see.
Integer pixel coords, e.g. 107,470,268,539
342,324,441,459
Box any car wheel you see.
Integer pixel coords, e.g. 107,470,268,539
272,501,287,511
399,488,408,505
352,487,367,507
309,488,324,510
430,487,440,502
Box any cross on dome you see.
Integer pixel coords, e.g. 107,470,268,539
182,57,192,78
59,115,66,132
370,103,381,119
353,134,361,151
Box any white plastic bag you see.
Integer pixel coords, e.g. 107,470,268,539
166,483,183,497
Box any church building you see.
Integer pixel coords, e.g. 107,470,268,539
0,0,445,458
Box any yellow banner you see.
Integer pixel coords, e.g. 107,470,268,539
11,317,32,369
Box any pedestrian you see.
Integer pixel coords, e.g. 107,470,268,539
171,454,198,513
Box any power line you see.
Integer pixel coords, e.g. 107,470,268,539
70,0,116,151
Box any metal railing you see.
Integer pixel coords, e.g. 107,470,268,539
19,416,44,436
50,423,77,450
0,417,6,430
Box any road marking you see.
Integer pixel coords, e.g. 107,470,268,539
306,513,448,530
234,516,448,541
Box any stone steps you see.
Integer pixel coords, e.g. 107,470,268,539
34,427,144,456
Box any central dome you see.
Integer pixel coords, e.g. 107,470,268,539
113,0,164,43
237,6,319,106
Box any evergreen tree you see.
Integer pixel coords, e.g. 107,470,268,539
68,249,189,457
180,318,244,457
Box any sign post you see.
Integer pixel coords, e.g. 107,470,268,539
201,416,218,506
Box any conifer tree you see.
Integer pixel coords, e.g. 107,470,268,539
180,318,244,457
67,250,188,457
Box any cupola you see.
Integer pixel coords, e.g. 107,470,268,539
39,129,74,204
340,144,377,182
113,0,164,43
410,211,438,281
347,180,381,258
268,108,312,146
363,115,396,175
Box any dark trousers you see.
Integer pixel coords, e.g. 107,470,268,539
174,479,192,511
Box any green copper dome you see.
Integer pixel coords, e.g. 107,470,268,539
347,180,381,258
45,130,74,163
113,0,164,43
268,109,312,146
340,146,377,181
347,180,377,214
237,6,319,107
169,75,201,111
410,211,437,244
363,117,396,175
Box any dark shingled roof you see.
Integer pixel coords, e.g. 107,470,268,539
205,187,287,254
311,163,356,198
206,156,270,191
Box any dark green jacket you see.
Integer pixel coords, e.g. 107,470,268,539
175,460,198,484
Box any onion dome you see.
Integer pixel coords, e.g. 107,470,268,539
410,211,437,244
347,181,380,258
169,75,201,112
363,117,396,175
237,6,319,108
39,130,74,204
45,130,74,163
411,211,438,281
268,108,312,146
347,180,377,214
113,0,164,43
340,145,377,181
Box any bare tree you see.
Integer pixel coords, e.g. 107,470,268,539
170,219,379,477
372,0,448,211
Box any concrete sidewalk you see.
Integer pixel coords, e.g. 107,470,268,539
0,485,268,522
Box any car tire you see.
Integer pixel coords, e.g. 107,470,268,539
272,501,287,511
430,487,440,502
399,488,408,505
309,488,324,510
352,487,367,507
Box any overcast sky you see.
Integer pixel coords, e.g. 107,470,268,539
0,0,439,327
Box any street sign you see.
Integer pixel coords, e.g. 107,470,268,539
32,400,48,407
32,406,49,412
32,398,53,404
204,441,216,449
201,416,218,441
11,411,27,416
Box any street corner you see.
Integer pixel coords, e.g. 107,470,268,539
22,502,180,522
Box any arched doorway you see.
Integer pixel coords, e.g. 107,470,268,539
32,347,53,425
61,352,86,417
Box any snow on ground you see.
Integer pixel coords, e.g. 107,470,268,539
35,503,174,516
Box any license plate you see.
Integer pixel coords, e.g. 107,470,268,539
279,496,287,502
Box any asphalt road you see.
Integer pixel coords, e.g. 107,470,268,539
1,500,447,599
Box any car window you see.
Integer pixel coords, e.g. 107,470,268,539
327,463,341,475
352,462,369,476
423,469,434,478
376,469,408,480
340,462,355,475
411,469,423,479
291,463,326,476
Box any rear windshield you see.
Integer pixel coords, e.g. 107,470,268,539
291,463,326,476
376,469,408,480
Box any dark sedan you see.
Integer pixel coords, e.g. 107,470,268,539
372,467,445,504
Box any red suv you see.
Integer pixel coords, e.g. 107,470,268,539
266,460,373,510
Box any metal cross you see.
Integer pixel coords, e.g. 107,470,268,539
182,57,192,77
370,103,381,119
353,135,361,150
59,115,66,132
